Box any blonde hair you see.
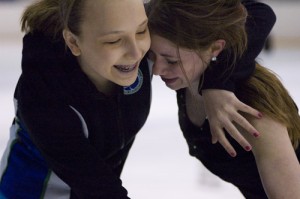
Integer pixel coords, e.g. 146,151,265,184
236,64,300,149
21,0,84,38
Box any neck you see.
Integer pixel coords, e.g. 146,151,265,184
95,81,118,96
185,80,206,127
79,64,117,96
186,79,201,97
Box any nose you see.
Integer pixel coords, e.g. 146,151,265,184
126,40,142,61
152,58,167,76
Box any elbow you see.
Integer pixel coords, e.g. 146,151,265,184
245,1,277,37
263,3,277,30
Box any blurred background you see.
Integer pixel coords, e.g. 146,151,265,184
0,0,299,198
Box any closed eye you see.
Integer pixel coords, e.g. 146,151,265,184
137,28,148,35
167,60,178,65
104,39,121,45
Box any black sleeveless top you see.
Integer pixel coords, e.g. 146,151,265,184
176,89,300,199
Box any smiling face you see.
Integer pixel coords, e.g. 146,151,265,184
148,34,210,91
63,0,150,92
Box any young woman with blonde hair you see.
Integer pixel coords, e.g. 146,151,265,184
0,0,151,198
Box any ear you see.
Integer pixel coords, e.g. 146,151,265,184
63,29,81,56
211,39,226,58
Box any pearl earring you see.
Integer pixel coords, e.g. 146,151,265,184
211,56,217,61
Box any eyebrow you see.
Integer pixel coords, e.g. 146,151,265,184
160,53,176,58
149,49,177,59
100,19,148,37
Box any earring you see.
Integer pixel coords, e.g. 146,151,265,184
211,56,217,61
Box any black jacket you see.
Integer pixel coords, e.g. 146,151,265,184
12,33,151,198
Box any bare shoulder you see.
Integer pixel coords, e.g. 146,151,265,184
245,114,287,136
238,113,293,157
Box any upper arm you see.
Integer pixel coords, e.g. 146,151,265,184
239,115,300,199
243,115,292,157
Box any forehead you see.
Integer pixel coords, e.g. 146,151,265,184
151,34,193,57
151,35,176,52
83,0,147,34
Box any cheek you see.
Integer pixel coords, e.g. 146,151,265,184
94,48,120,65
182,63,196,76
182,62,203,82
142,33,151,52
79,42,100,61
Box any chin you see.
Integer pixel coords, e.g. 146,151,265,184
121,74,139,86
166,84,178,91
115,71,139,87
122,80,135,87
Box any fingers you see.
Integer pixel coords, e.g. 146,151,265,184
211,128,237,157
238,102,263,119
203,92,263,157
236,102,262,137
223,121,252,152
232,114,260,138
211,121,253,157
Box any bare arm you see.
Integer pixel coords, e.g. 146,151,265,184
240,115,300,199
202,0,276,156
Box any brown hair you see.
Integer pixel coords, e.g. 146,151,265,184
21,0,85,38
236,64,300,149
146,0,248,62
146,0,248,89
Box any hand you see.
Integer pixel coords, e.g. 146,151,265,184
202,89,262,157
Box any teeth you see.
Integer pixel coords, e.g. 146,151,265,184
114,64,136,72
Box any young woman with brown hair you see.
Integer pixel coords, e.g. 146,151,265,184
147,0,300,198
146,0,278,157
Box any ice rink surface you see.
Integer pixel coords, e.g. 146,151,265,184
0,1,299,198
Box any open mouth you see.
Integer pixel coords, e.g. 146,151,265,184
114,63,138,73
161,77,178,85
